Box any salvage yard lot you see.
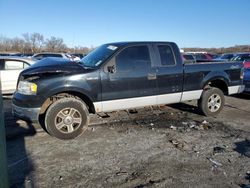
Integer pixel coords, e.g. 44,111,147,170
3,95,250,188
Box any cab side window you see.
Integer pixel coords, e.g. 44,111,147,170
116,45,151,71
157,45,176,66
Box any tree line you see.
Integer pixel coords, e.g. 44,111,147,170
1,33,249,55
183,45,250,54
0,33,93,54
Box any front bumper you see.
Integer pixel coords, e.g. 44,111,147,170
12,104,40,122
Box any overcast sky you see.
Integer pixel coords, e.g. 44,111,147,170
0,0,250,48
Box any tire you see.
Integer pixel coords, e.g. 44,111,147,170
45,98,89,140
198,87,225,116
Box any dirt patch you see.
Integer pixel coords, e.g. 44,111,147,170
4,96,250,187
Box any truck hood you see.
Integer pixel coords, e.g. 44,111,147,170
21,57,91,77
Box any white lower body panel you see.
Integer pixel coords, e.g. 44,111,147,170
94,90,202,113
228,85,245,95
180,90,203,101
94,85,244,113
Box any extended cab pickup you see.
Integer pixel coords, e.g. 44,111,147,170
12,42,245,139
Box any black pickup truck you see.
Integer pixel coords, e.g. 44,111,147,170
12,42,245,139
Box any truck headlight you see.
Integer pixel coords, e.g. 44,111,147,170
17,81,37,95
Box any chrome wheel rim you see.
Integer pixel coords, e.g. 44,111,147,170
54,108,82,133
208,94,221,112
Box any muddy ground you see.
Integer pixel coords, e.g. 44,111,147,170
3,94,250,188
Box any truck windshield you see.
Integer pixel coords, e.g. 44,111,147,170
80,44,118,67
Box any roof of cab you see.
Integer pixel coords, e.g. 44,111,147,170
106,41,175,47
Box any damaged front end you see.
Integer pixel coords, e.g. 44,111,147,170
17,58,87,95
12,58,90,122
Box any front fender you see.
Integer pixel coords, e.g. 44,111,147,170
43,86,94,102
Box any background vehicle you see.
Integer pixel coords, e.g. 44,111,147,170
70,53,86,59
243,68,250,93
230,53,250,61
32,52,73,60
12,42,244,139
243,61,250,68
21,53,34,57
187,52,212,62
0,57,36,94
230,53,250,68
0,52,22,57
209,53,220,59
69,54,81,61
215,53,236,61
195,53,213,62
182,53,196,64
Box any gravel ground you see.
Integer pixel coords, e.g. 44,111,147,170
3,94,250,188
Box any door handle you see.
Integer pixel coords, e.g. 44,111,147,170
148,73,156,80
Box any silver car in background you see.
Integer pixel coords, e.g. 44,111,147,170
32,52,79,61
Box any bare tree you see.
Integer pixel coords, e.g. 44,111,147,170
45,36,67,52
22,33,32,52
2,33,250,54
30,33,44,52
183,45,250,54
22,33,44,53
11,37,25,52
0,37,12,51
71,46,93,54
0,37,5,51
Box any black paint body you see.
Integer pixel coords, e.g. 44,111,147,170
12,42,243,111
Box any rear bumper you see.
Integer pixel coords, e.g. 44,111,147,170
12,104,40,122
228,85,245,95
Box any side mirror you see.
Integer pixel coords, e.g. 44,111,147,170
107,65,116,73
104,58,116,74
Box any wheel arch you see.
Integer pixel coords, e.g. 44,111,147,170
201,72,230,95
39,88,96,115
203,78,229,95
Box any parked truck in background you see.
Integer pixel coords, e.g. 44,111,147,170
12,42,245,139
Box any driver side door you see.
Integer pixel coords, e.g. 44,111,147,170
100,45,157,112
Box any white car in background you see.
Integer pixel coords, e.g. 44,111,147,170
32,52,74,60
0,57,36,94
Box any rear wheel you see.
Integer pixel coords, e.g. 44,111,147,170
45,98,89,140
198,87,225,116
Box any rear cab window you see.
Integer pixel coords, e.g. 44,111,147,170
157,45,176,66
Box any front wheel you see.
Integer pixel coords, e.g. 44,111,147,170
45,98,89,140
198,87,225,116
